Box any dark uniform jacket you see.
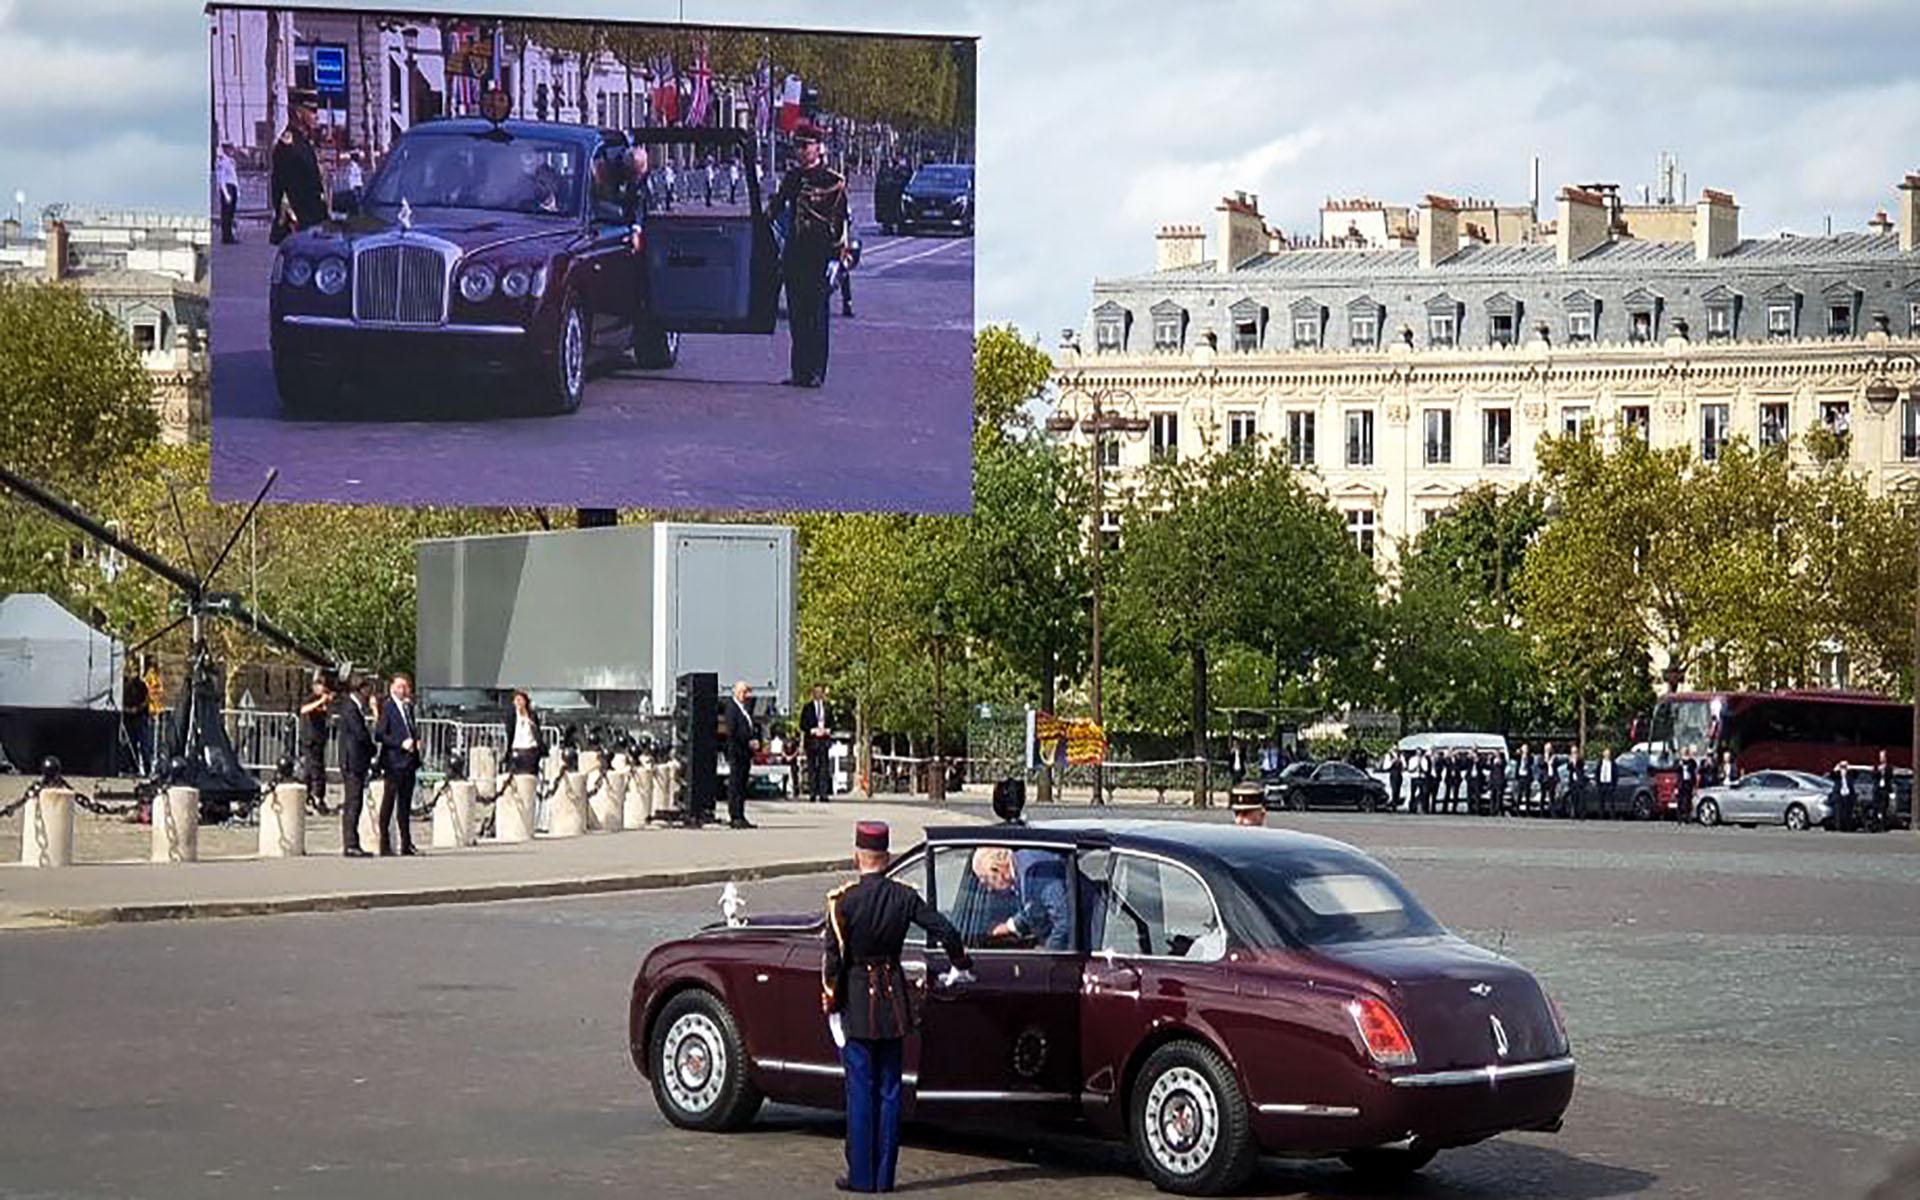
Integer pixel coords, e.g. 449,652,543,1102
823,872,971,1042
374,698,420,773
269,127,328,237
772,164,850,263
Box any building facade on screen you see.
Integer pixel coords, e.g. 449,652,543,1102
1057,172,1920,564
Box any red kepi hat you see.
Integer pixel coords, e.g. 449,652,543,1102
854,821,890,852
792,119,828,144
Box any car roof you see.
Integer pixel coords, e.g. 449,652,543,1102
924,818,1367,871
409,118,608,145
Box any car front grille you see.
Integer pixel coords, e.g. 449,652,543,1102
354,243,446,325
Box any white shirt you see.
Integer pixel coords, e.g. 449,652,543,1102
346,161,364,189
511,713,539,751
215,152,238,193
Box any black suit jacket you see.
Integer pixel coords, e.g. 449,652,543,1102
803,699,834,748
336,695,375,775
724,698,756,769
374,698,420,772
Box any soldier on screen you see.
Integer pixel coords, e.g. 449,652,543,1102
269,87,328,243
770,120,851,388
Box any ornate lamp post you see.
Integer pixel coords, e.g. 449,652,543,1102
1049,331,1149,804
1859,323,1920,831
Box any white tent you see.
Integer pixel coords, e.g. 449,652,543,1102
0,593,123,711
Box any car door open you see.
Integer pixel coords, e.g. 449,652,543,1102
630,128,778,335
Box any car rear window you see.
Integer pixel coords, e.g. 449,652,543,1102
1230,850,1443,947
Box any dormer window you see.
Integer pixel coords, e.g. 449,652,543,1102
1485,292,1520,347
1823,282,1858,337
1622,289,1660,344
1289,297,1323,349
1347,295,1383,348
1093,302,1129,353
1765,286,1800,339
1150,301,1186,353
1228,298,1264,353
1425,293,1460,348
1564,291,1598,343
1702,286,1739,341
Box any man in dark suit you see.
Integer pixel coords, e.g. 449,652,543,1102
373,674,421,855
804,684,834,804
724,680,760,829
822,821,972,1193
335,678,376,858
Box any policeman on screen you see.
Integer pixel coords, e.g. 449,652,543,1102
269,87,328,243
822,821,972,1193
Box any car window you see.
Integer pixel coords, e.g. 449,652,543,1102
930,844,1075,952
1281,762,1314,779
368,133,582,216
1092,854,1223,961
1231,848,1443,947
886,850,925,900
1320,763,1364,781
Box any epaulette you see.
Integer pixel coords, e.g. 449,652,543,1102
278,130,295,145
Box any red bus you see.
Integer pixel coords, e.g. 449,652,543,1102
1644,689,1913,775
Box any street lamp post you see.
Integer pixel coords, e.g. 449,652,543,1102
1050,334,1149,805
1860,328,1920,832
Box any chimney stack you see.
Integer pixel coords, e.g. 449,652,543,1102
1215,191,1267,275
1693,189,1738,260
44,220,69,283
1901,174,1920,254
1155,223,1206,272
1555,186,1609,264
1418,194,1461,268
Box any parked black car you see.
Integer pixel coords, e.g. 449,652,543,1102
897,163,974,235
1265,760,1391,812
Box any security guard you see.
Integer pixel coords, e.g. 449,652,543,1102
821,821,971,1193
269,87,328,243
771,120,850,388
1229,781,1266,827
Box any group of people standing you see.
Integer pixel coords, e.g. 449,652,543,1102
1381,742,1642,819
295,672,423,858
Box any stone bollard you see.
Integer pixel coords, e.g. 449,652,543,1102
469,745,499,801
360,779,386,852
541,754,563,784
258,782,307,858
435,780,478,848
591,770,626,832
152,786,200,863
495,773,537,843
626,760,655,827
653,760,676,817
20,787,76,868
548,771,589,837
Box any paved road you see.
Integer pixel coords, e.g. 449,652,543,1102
2,814,1916,1198
207,187,973,511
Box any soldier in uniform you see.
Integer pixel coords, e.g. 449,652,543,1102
770,120,851,388
822,821,971,1193
1229,781,1266,827
296,673,334,811
269,88,328,243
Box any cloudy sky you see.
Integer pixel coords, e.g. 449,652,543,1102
3,0,1918,340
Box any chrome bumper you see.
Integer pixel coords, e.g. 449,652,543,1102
279,314,526,336
1389,1056,1576,1088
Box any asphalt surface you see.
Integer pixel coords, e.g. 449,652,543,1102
3,812,1917,1199
207,185,974,511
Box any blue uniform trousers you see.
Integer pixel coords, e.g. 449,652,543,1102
841,1035,903,1191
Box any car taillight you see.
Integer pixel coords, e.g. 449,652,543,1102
1346,997,1416,1068
1544,990,1571,1052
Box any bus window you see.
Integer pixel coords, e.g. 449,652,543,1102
1654,699,1712,754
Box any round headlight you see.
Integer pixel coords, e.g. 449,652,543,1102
314,256,349,296
459,264,497,303
500,266,532,299
284,257,314,288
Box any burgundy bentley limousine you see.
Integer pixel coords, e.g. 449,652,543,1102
628,821,1575,1194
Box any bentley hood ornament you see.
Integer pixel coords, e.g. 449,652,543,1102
397,196,413,232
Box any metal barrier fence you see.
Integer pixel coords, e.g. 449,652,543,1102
217,709,562,777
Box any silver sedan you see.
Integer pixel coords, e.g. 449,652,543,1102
1695,770,1832,831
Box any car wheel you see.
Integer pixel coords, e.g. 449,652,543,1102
1341,1146,1438,1179
632,325,680,370
542,294,588,415
648,989,763,1133
1129,1040,1257,1196
1697,798,1720,827
1632,792,1654,821
1359,791,1378,814
1785,803,1809,832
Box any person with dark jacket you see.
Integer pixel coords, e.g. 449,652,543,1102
1387,751,1404,810
373,674,421,856
1871,749,1897,831
335,679,375,857
297,674,333,810
1564,748,1586,819
1490,750,1510,816
1515,744,1536,813
723,680,760,829
1678,750,1698,823
1830,761,1858,832
803,684,834,803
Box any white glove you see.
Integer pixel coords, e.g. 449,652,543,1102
938,966,975,989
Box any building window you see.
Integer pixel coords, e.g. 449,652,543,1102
1629,311,1654,343
1424,409,1452,465
1350,313,1378,347
1421,508,1447,531
1759,401,1790,447
1827,302,1854,337
1228,410,1257,448
1428,313,1457,347
1098,436,1120,469
1098,509,1121,552
1622,404,1650,439
1490,312,1515,346
1151,412,1179,461
1345,410,1374,467
1767,303,1794,339
1233,317,1259,353
1292,315,1320,349
1567,310,1594,343
1902,397,1920,460
1482,408,1512,465
1096,316,1125,353
1706,304,1733,341
1561,405,1592,437
1701,403,1730,461
1821,400,1851,441
1909,299,1920,335
1346,509,1376,559
1152,311,1184,352
1286,411,1316,466
131,322,159,355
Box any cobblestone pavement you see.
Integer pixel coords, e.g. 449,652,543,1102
0,812,1915,1197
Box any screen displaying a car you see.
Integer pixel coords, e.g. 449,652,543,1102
207,4,978,513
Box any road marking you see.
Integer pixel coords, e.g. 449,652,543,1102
864,240,965,275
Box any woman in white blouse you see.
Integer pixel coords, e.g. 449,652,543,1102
508,690,545,776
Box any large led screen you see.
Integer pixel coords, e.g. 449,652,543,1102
207,5,976,511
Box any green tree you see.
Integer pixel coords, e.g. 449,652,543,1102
0,279,156,487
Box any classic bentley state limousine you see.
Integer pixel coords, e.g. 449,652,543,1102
628,820,1574,1194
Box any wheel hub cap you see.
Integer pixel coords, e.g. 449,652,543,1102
661,1012,727,1113
1144,1065,1219,1176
